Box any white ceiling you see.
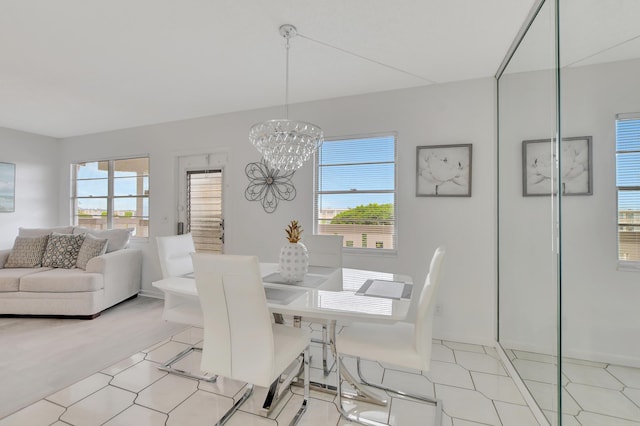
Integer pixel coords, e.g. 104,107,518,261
0,0,537,138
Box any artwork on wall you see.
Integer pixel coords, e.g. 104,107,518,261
522,136,592,196
0,162,15,212
416,144,472,197
244,158,296,213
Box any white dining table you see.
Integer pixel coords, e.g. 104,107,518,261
152,263,412,326
152,263,413,412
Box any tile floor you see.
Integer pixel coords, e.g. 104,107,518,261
1,324,540,426
506,349,640,426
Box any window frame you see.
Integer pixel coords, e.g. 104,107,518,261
313,132,398,255
71,155,150,239
616,113,640,268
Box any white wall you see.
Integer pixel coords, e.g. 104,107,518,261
0,128,60,248
561,58,640,367
59,78,497,345
499,58,640,366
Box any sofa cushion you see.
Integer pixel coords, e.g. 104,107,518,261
18,226,75,237
19,268,103,292
73,227,134,253
42,233,86,269
0,268,52,292
4,235,49,268
76,234,108,270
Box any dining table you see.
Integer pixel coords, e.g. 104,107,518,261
152,262,413,414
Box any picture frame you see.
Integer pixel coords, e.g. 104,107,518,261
0,162,16,212
522,136,592,196
416,144,472,197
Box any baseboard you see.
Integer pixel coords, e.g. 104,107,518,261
500,339,640,369
433,332,496,347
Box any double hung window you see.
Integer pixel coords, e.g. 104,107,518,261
616,113,640,262
314,134,397,252
72,157,149,237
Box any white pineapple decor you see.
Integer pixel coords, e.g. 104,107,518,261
279,220,309,282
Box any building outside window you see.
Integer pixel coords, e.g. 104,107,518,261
72,157,149,237
314,133,397,252
616,113,640,262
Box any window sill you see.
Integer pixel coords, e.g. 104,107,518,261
617,261,640,272
343,248,398,257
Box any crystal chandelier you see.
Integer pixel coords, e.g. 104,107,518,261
249,24,323,172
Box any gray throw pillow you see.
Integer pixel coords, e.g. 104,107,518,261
42,233,86,269
5,235,50,268
76,233,108,270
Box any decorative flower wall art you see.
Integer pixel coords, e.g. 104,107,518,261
244,158,296,213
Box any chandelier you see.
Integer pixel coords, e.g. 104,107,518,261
249,24,323,172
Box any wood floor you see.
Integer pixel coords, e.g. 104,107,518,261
0,296,187,419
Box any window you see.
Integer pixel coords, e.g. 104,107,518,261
314,134,397,251
72,157,149,237
616,113,640,261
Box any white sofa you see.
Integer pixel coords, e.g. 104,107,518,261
0,226,142,319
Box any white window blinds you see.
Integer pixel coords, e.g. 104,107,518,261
314,134,397,251
616,113,640,261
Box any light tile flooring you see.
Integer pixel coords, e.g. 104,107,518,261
506,349,640,426
1,324,540,426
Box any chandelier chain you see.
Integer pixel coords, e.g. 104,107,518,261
285,35,290,119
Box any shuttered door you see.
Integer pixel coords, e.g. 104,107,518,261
187,170,223,253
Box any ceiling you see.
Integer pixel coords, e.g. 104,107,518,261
0,0,537,138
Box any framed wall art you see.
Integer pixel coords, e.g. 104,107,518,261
522,136,592,196
416,143,472,197
0,162,15,212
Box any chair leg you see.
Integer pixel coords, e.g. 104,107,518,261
157,345,217,382
356,358,442,426
214,384,254,426
289,346,310,426
336,354,389,426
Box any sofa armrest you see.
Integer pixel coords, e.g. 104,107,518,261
0,249,11,268
86,249,142,306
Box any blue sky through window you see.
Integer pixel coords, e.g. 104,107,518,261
318,135,395,210
75,160,149,215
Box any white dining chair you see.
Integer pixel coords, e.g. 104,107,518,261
304,234,344,270
156,233,196,278
192,253,311,425
334,246,446,426
155,233,211,380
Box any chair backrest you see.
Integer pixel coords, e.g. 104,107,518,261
156,233,196,278
192,253,276,387
304,234,344,268
413,246,446,370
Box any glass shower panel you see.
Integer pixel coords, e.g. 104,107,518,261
559,0,640,424
497,0,560,423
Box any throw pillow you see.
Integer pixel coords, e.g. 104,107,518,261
41,233,86,269
73,227,134,252
4,235,50,268
75,233,108,270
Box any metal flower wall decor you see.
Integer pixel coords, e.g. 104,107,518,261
244,158,296,213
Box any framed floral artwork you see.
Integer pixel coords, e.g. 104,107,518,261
416,144,472,197
522,136,592,196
